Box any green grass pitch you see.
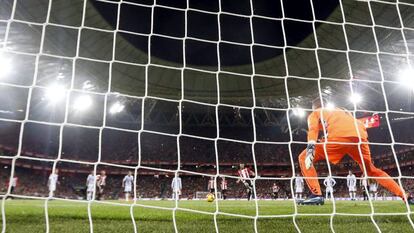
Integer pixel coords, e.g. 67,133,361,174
1,199,413,232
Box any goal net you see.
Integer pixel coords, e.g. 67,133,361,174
0,0,414,232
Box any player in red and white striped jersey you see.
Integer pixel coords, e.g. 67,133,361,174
208,177,216,194
220,177,228,200
96,170,107,200
236,164,255,200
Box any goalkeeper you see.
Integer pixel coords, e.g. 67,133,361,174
298,97,413,205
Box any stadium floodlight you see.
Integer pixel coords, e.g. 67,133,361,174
109,102,125,114
73,95,92,111
349,93,362,104
399,68,414,91
292,107,306,117
45,84,66,104
323,89,332,94
0,54,12,78
326,102,335,110
57,73,65,80
82,80,94,90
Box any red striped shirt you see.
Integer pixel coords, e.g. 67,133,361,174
238,168,251,180
221,180,228,190
208,179,215,189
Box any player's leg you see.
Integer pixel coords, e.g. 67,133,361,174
97,186,102,200
350,142,405,199
244,181,251,200
299,143,344,194
298,148,325,196
99,187,105,200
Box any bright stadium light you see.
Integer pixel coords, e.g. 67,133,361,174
0,54,12,78
109,102,125,114
73,95,92,111
45,84,66,103
323,89,332,94
82,80,94,90
399,68,414,91
293,107,306,118
326,102,335,110
349,93,362,104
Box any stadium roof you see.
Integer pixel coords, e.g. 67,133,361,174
1,0,413,115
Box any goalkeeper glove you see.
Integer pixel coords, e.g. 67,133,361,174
305,142,315,170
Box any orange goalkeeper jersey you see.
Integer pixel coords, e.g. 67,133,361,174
307,107,368,142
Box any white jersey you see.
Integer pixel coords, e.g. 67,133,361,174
347,174,357,192
295,176,304,193
86,174,96,192
48,173,58,191
11,177,18,187
324,177,336,192
171,177,182,191
272,185,280,193
361,177,368,188
369,182,378,192
123,175,134,192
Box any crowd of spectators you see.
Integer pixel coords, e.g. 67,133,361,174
1,164,414,201
1,115,414,201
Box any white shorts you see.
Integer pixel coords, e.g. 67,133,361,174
172,189,181,195
49,185,56,192
295,187,303,193
326,187,333,193
124,186,132,193
370,188,377,192
348,186,356,192
87,184,95,192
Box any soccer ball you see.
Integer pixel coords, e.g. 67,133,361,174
206,193,215,202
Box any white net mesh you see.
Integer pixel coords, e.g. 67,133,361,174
1,0,414,232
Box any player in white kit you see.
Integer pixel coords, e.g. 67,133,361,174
295,174,305,199
347,171,357,201
122,171,134,201
48,169,59,197
323,176,336,200
369,180,378,200
86,171,95,201
10,176,18,195
171,174,182,200
360,175,369,201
